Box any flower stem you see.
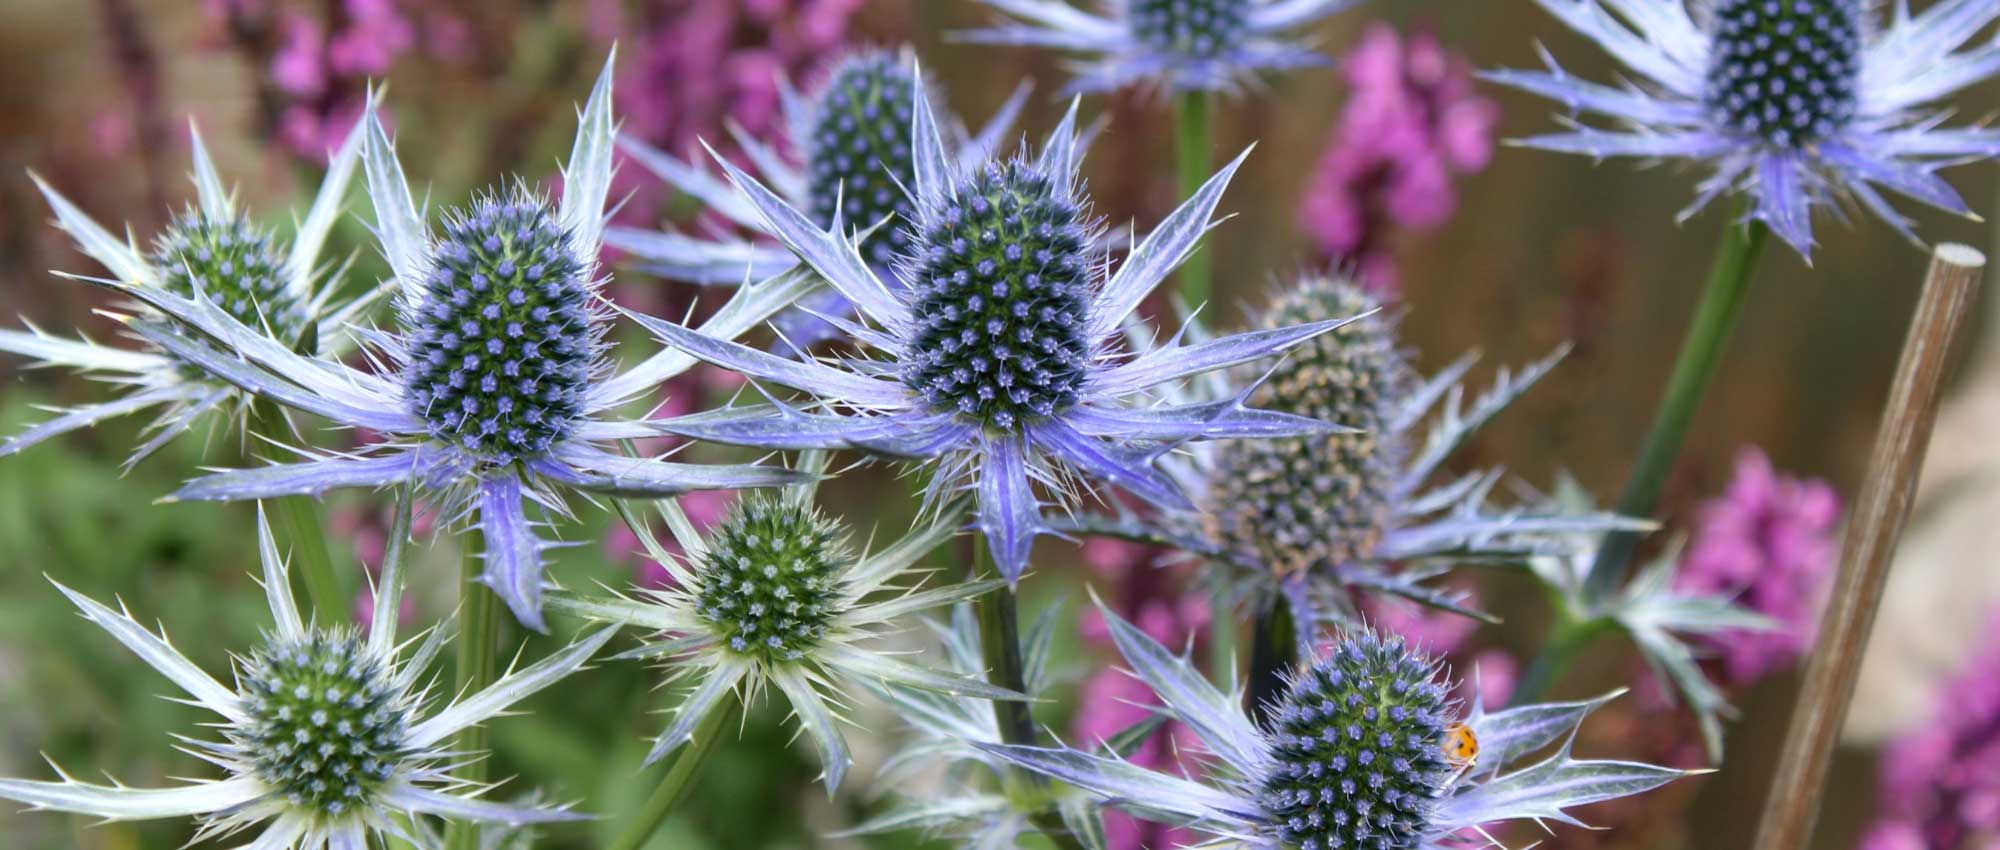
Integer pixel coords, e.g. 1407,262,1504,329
973,538,1088,850
444,532,497,850
1244,589,1296,729
1581,209,1770,606
605,694,734,850
1174,89,1214,309
1508,614,1610,706
245,402,342,621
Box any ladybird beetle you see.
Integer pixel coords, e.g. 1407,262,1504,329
1441,722,1479,772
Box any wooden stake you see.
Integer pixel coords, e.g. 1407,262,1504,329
1752,243,1986,850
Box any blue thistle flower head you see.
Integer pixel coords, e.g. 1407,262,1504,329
240,629,410,814
1083,273,1641,628
1130,0,1251,58
153,210,309,342
70,54,814,631
403,189,601,466
606,48,1029,346
693,494,851,662
632,72,1356,583
959,0,1358,93
979,601,1699,850
1263,631,1451,850
2,120,368,468
902,158,1097,430
0,504,610,846
552,463,1018,792
804,51,922,267
1486,0,2000,257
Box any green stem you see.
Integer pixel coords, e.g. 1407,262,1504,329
1244,590,1296,729
1581,210,1770,606
1173,89,1214,309
1508,616,1608,706
973,539,1088,850
444,533,498,850
604,696,733,850
246,403,341,620
1207,572,1238,684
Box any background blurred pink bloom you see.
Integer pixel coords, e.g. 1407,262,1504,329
1296,23,1498,292
590,0,864,231
1861,611,2000,850
1674,447,1841,687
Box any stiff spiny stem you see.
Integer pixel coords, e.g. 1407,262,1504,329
1245,589,1297,730
1517,206,1769,707
1753,244,1984,850
246,402,342,621
444,531,498,850
975,538,1089,850
1174,89,1214,310
1583,207,1770,605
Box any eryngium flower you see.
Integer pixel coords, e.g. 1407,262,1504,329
1091,274,1636,626
1486,0,2000,257
631,74,1346,582
553,460,1021,791
959,0,1357,92
1,120,369,469
0,500,612,847
74,55,817,630
980,601,1695,850
606,47,1026,286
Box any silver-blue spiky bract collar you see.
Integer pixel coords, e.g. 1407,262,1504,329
959,0,1359,93
1079,275,1643,631
553,458,1020,793
63,54,821,631
604,47,1028,344
629,69,1351,584
979,601,1697,850
1,119,371,470
0,499,611,848
1486,0,2000,257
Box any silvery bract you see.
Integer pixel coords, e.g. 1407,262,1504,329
632,71,1347,583
1524,475,1778,761
3,119,369,469
847,604,1103,850
1487,0,2000,257
982,601,1698,850
0,495,611,849
66,55,818,630
1078,276,1641,632
962,0,1358,92
553,454,1021,791
606,48,1026,294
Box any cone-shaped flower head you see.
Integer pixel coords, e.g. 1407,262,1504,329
68,54,819,630
554,459,1022,792
1,120,369,468
803,53,926,267
1209,280,1408,577
1087,274,1639,628
1262,634,1452,850
979,601,1697,850
1486,0,2000,257
402,191,599,465
606,48,1027,343
0,497,612,847
630,70,1350,583
960,0,1358,92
